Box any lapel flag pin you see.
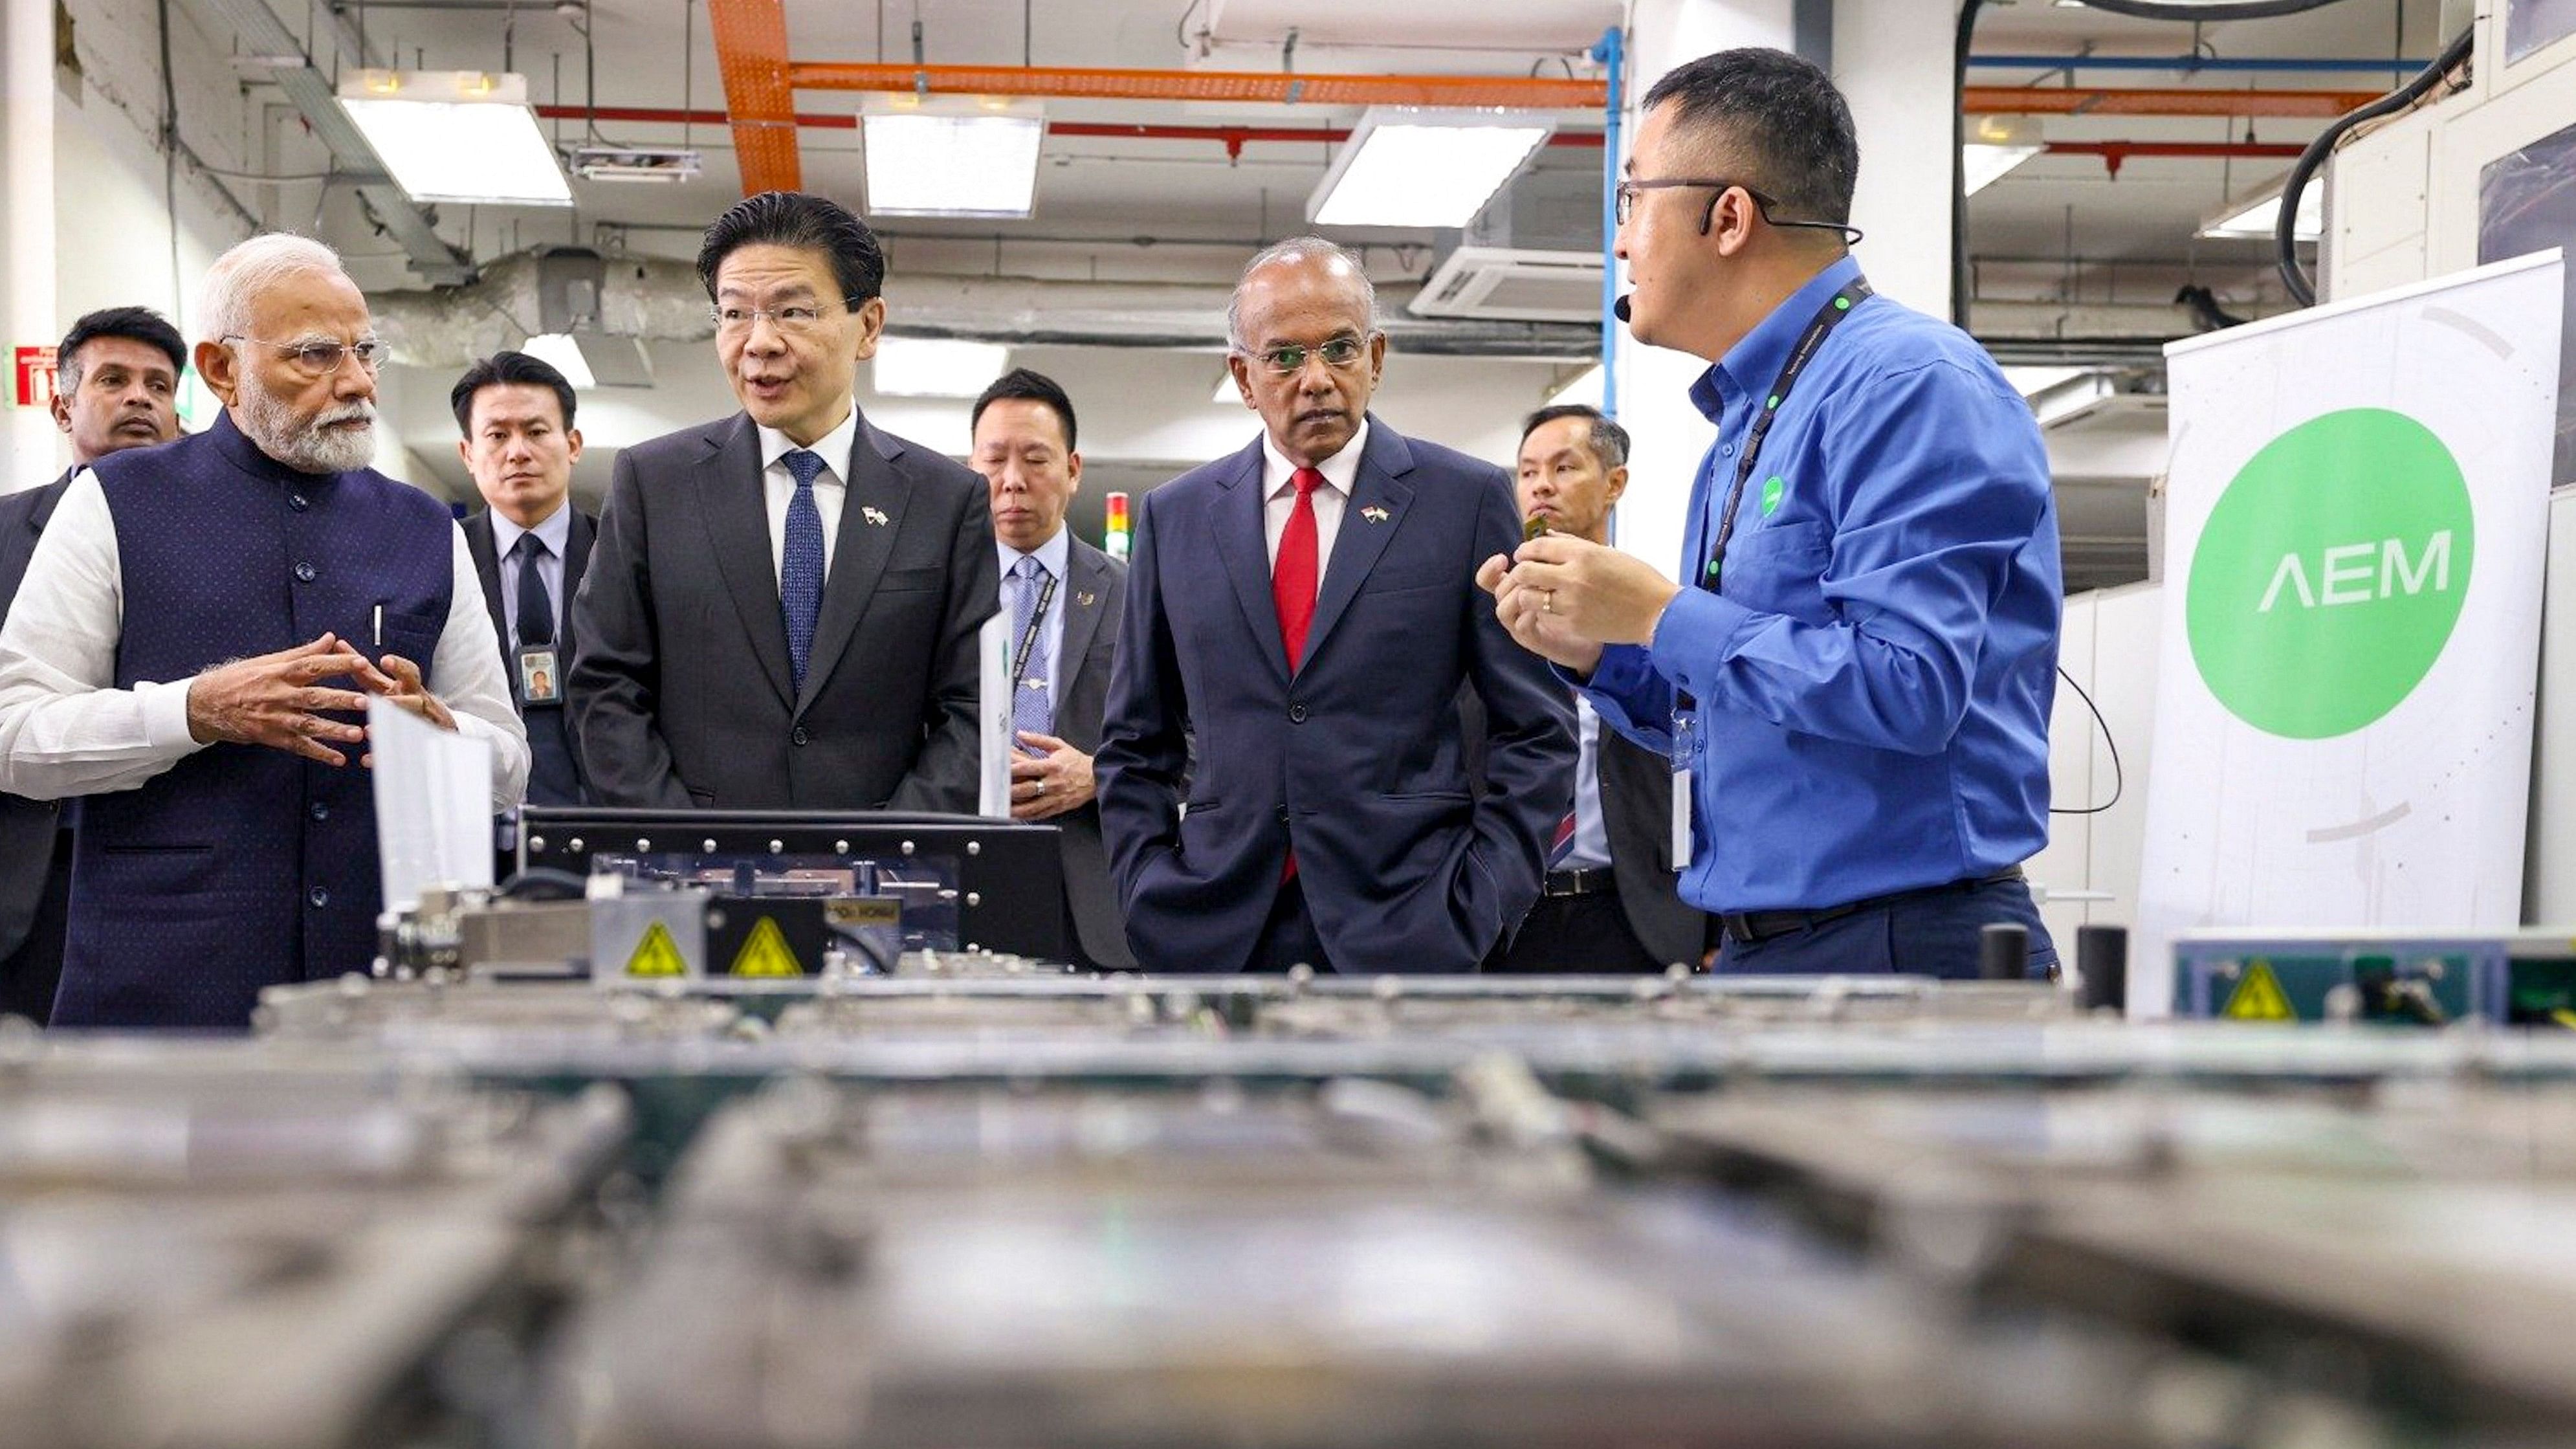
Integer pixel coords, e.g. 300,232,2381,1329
1361,505,1390,523
862,506,890,527
1077,590,1097,607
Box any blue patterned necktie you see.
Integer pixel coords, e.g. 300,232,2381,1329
778,447,828,692
1010,555,1053,739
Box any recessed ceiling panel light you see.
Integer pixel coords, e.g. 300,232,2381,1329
863,98,1045,218
338,69,571,206
1308,107,1555,230
872,336,1011,398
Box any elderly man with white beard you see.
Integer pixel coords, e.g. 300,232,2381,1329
0,234,525,1028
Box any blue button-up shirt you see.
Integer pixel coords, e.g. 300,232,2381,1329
1580,254,2060,913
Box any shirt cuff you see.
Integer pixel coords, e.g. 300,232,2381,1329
1647,587,1756,702
1558,644,1653,699
138,677,204,753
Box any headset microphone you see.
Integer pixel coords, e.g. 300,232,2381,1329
1613,294,1632,323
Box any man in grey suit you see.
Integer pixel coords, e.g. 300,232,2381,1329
0,305,186,1023
1485,406,1712,971
570,192,997,811
969,368,1134,971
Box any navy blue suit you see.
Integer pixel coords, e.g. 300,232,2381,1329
1097,418,1574,975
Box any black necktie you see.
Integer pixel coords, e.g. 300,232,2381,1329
513,533,554,648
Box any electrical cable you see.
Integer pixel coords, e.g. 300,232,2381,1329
2274,22,2475,305
2067,0,2353,19
2050,665,2123,815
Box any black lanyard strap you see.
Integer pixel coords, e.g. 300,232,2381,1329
1699,277,1873,594
1008,571,1060,689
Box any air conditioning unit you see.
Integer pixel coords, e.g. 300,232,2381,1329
1407,246,1603,324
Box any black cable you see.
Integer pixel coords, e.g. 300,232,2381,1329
2066,0,2353,19
157,0,182,322
2276,22,2474,305
2049,664,2123,815
1950,0,1985,327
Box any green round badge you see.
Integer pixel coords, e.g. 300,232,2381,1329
2185,408,2472,740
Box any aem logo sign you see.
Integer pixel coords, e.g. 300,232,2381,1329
2186,408,2473,740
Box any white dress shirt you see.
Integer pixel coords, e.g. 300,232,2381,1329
0,470,529,807
756,403,860,584
1563,693,1614,871
1259,419,1369,593
996,524,1073,699
488,498,573,652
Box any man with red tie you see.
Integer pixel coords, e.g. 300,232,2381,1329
1095,238,1574,975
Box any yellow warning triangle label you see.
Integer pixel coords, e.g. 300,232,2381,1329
623,920,688,978
2221,959,2295,1021
729,916,805,978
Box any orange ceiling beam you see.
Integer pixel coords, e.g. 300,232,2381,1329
706,0,800,194
786,61,1609,110
1965,85,2377,118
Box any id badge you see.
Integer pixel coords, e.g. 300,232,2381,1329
1669,709,1699,871
516,645,562,706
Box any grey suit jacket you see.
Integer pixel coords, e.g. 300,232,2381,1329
1035,533,1133,970
568,411,998,812
0,475,71,959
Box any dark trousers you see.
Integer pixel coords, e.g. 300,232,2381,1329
1251,874,1333,974
1488,887,1664,973
1,830,72,1025
1713,876,2058,981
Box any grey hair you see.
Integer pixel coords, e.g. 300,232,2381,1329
195,234,350,344
1225,236,1378,353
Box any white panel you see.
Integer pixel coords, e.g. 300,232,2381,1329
2527,486,2576,922
2082,581,2164,935
1832,0,1955,317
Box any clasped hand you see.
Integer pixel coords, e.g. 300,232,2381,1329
186,632,456,766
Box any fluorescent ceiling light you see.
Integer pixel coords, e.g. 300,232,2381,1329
863,98,1044,218
338,69,570,206
2199,176,2324,241
1546,363,1604,410
1963,116,2043,196
521,333,596,390
2001,365,2087,399
871,337,1009,399
1308,107,1554,229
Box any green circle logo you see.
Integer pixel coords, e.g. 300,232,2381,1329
2186,408,2472,740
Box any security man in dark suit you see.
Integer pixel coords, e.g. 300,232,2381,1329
571,192,996,811
1486,406,1713,972
453,351,595,807
0,305,186,1023
969,368,1134,971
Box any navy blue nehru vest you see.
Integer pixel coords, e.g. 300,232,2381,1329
58,410,455,1029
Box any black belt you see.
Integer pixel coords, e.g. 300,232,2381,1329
1541,866,1616,898
1717,867,2025,947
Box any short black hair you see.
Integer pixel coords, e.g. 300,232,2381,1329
1520,403,1630,470
449,350,578,434
1641,47,1858,227
970,368,1079,452
696,191,886,310
56,305,186,392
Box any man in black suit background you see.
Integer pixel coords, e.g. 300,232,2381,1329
1486,406,1713,972
453,351,593,807
570,192,996,810
0,305,186,1022
969,368,1134,971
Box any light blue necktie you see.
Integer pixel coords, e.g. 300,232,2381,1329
1010,555,1053,739
779,448,827,692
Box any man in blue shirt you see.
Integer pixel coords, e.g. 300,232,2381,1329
1478,47,2062,980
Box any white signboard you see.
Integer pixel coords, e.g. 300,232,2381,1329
2134,251,2565,1014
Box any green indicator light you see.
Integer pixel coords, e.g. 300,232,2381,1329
1834,296,1851,311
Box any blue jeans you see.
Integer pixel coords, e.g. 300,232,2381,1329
1713,876,2058,981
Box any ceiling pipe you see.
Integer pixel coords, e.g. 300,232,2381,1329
1963,85,2377,117
783,61,1606,109
2042,138,2306,178
532,106,1605,152
1970,52,2428,74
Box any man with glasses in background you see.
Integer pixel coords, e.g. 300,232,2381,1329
0,234,526,1027
1097,238,1572,975
572,191,995,812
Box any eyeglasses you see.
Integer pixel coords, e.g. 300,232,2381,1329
1613,177,1864,244
225,335,387,375
711,299,857,336
1246,334,1373,376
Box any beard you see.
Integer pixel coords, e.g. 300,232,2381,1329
236,372,377,474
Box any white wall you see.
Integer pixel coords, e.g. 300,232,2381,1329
1833,0,1956,316
2034,582,2164,955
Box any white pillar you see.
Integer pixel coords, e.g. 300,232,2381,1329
1614,0,1795,583
2,0,56,493
1834,0,1957,317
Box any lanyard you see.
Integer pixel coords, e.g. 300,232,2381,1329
1697,276,1873,595
1007,571,1060,689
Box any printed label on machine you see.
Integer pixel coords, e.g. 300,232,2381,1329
2222,959,2295,1021
624,920,689,978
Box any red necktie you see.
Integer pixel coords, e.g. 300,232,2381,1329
1273,466,1324,882
1273,467,1323,669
